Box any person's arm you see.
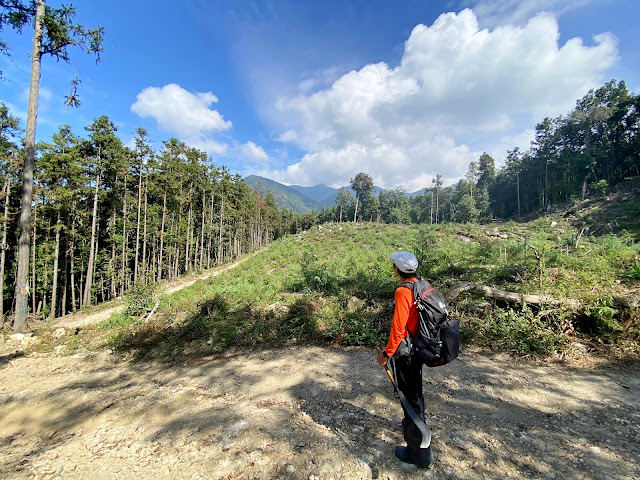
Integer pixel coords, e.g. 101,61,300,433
383,286,413,358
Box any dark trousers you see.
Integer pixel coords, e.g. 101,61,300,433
390,355,425,450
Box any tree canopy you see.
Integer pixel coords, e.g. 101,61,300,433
350,172,374,222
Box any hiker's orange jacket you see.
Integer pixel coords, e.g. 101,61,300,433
384,279,419,357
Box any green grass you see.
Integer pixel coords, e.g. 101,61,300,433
98,220,639,362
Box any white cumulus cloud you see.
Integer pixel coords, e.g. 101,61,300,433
131,83,231,154
267,8,618,189
241,141,269,162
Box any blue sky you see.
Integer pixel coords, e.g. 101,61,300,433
1,0,638,190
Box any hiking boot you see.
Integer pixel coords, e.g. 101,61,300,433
394,445,432,468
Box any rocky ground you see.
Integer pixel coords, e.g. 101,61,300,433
1,339,638,480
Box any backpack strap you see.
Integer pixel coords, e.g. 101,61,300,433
398,278,433,305
395,282,417,353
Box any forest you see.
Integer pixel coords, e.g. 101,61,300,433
1,78,639,329
0,111,289,322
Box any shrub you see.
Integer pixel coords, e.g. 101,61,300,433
624,261,640,281
585,297,622,338
468,306,568,355
589,179,609,196
124,283,156,319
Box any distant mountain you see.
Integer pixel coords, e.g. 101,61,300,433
289,184,336,203
244,176,320,213
244,175,427,212
317,190,339,208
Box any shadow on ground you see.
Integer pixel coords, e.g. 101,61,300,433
1,344,638,479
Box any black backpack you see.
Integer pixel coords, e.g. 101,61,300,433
399,278,460,367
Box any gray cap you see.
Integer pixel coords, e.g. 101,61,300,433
391,251,418,274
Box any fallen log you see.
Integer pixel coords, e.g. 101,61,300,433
445,281,583,310
141,300,160,322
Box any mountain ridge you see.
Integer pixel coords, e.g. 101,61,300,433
244,175,425,212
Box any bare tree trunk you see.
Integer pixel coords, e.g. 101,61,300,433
78,258,83,309
430,191,434,225
353,195,359,223
170,214,178,279
257,213,262,249
0,153,13,314
93,219,99,305
120,174,127,296
185,204,192,272
61,252,68,317
445,281,582,309
70,222,76,313
193,225,199,270
545,159,549,209
199,194,205,269
49,210,61,320
110,212,116,299
141,181,148,283
157,192,166,282
217,194,224,265
134,160,143,284
517,171,521,218
149,237,156,282
173,237,179,278
31,201,37,316
83,168,100,306
14,0,44,332
207,195,213,268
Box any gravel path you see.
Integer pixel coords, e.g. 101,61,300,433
50,255,254,330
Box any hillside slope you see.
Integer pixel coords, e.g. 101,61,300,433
244,175,320,212
289,183,336,202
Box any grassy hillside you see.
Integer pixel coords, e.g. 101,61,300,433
19,180,637,361
85,204,640,362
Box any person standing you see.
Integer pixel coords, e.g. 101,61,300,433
376,251,432,468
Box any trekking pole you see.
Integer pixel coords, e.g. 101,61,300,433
375,347,431,448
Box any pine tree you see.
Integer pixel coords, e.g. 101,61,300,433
2,1,103,331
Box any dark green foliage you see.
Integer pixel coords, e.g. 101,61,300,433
488,80,639,219
124,282,156,318
466,307,568,354
279,299,319,341
574,297,622,340
625,262,640,281
350,173,374,222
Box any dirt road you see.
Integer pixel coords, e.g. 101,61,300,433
0,343,638,480
50,255,253,330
